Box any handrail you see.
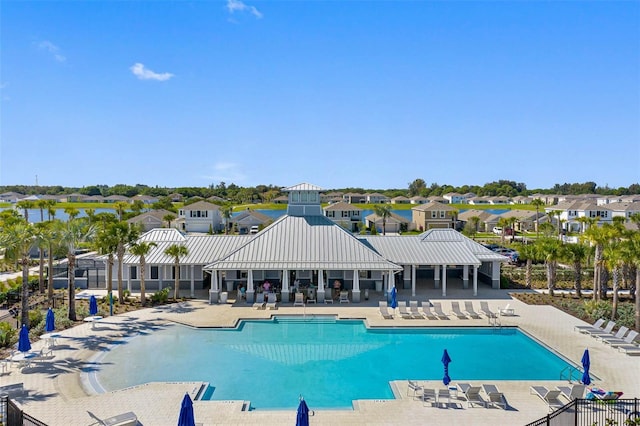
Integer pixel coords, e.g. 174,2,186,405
559,365,581,382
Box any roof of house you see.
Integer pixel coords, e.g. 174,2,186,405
127,209,174,225
411,201,456,212
365,212,410,224
417,228,507,262
182,200,220,211
323,202,363,211
361,236,481,266
283,183,324,192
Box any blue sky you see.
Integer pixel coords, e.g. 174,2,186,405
1,1,639,190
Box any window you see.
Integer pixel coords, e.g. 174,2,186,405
440,211,445,218
431,211,437,218
151,266,159,279
292,192,299,202
130,266,137,280
359,270,372,279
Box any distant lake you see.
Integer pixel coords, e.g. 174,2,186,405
0,207,117,223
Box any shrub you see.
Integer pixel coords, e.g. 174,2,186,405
150,287,170,305
0,322,17,348
28,309,44,328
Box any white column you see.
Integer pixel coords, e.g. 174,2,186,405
190,265,195,298
127,267,131,292
491,261,501,289
352,269,361,302
388,270,395,289
410,265,416,297
473,265,478,296
317,269,325,303
246,269,255,303
281,269,290,303
442,264,447,297
159,266,163,291
463,265,469,289
434,265,440,289
209,271,220,304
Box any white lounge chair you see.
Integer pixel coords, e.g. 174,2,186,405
618,342,640,355
575,318,605,333
585,320,616,337
397,301,413,319
252,293,265,309
409,301,422,319
339,291,350,304
266,293,278,310
498,304,515,316
102,411,138,426
479,301,497,319
596,326,628,342
420,301,438,320
458,383,485,408
293,292,305,307
556,384,586,401
530,386,564,412
603,330,638,347
378,301,393,319
482,384,507,409
464,301,481,319
306,288,316,304
421,388,437,407
407,380,423,399
431,302,450,320
450,301,468,319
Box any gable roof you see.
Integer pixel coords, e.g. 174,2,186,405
205,215,401,271
361,236,481,266
323,202,363,211
412,201,456,212
283,183,324,192
417,228,507,261
182,200,220,211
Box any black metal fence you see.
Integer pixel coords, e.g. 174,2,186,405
0,396,47,426
526,398,640,426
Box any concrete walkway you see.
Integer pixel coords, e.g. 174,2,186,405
1,288,639,425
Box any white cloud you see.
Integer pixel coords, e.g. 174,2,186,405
202,162,247,183
226,0,263,19
129,63,174,81
37,40,66,62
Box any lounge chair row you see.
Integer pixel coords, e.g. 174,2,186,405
252,293,278,310
574,319,640,355
380,301,509,320
407,381,508,409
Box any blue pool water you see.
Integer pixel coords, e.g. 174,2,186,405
94,317,573,410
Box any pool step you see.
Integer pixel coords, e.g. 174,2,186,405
193,382,209,400
274,316,337,324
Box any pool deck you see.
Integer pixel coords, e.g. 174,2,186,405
2,287,639,425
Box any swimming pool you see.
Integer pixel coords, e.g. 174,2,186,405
92,316,574,410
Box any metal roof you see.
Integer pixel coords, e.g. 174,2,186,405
205,215,401,271
361,236,481,266
417,228,507,262
282,183,324,192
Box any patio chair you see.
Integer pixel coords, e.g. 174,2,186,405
458,384,485,408
498,304,515,316
450,302,468,319
479,301,497,319
464,301,481,319
339,291,350,304
306,288,317,304
293,292,305,307
397,301,413,319
409,301,422,319
378,301,393,319
603,330,638,347
431,302,450,320
421,388,437,407
530,386,565,412
266,293,278,310
596,326,628,343
252,292,265,309
482,384,507,409
556,384,586,401
575,318,606,334
420,301,438,320
585,320,616,338
436,388,451,408
617,343,640,355
407,380,424,399
102,411,138,426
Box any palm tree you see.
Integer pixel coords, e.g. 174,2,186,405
36,199,49,222
164,244,189,300
58,218,95,321
550,210,563,238
563,242,589,298
93,218,119,307
64,206,80,221
38,221,62,303
113,201,130,221
469,216,481,235
0,220,36,327
128,241,157,306
85,208,96,224
603,241,624,321
583,223,613,302
163,213,177,228
515,242,539,288
497,217,510,244
220,204,233,235
537,238,564,297
112,222,139,304
373,205,392,235
33,221,50,293
622,233,640,330
16,199,35,222
531,199,545,239
630,213,640,230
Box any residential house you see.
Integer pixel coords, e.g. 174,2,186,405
229,209,273,234
179,200,224,233
321,191,343,204
83,195,105,203
132,194,159,205
104,195,131,203
427,196,447,204
511,195,532,205
468,197,491,205
610,202,640,222
411,202,457,231
545,201,613,232
366,193,390,204
457,209,494,232
497,209,546,232
391,196,411,204
323,201,363,232
410,196,430,204
342,193,367,204
0,192,24,203
443,192,467,204
168,193,184,202
273,196,289,204
127,209,175,232
365,212,410,233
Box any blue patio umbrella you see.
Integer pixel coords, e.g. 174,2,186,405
581,349,591,386
389,286,398,310
442,349,452,386
177,393,195,426
89,295,98,316
296,397,310,426
18,324,31,353
45,308,55,333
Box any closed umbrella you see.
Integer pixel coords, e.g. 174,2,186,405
177,393,195,426
442,349,452,386
45,308,55,332
296,397,309,426
89,295,98,316
581,349,591,386
389,287,398,310
18,324,31,353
